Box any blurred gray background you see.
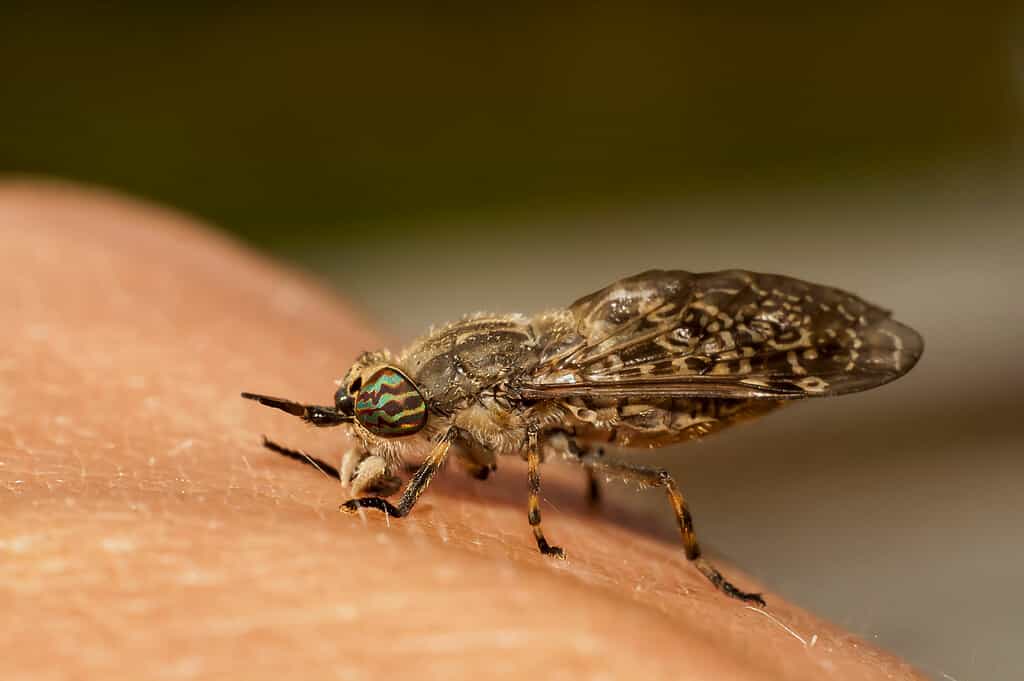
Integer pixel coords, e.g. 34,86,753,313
3,4,1022,679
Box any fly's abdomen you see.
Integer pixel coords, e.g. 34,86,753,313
563,396,783,448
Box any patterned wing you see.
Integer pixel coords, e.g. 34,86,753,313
519,270,923,400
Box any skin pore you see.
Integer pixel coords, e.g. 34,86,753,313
0,180,926,680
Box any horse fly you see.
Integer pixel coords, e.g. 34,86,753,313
243,269,923,606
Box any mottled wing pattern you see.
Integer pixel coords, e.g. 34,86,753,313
520,270,923,400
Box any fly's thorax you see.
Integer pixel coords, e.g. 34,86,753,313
399,314,541,413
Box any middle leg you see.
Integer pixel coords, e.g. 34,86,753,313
453,435,498,481
526,428,565,559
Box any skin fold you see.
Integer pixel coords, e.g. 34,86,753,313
0,180,927,681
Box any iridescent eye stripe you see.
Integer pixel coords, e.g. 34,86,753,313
354,367,428,436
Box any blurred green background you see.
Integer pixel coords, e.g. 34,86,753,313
3,4,1022,680
4,3,1019,249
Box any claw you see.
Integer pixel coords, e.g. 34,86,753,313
545,546,566,560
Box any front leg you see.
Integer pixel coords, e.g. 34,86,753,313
262,437,340,480
346,452,403,498
340,430,454,518
338,448,402,497
260,439,401,497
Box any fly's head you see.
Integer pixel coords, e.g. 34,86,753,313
242,351,430,451
338,354,429,441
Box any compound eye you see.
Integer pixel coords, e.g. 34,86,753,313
354,367,427,437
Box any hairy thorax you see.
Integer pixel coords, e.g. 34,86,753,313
400,314,542,414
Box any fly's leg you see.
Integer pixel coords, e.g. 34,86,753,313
585,468,601,507
453,436,498,481
527,428,565,559
575,454,764,606
573,440,604,507
261,437,340,481
347,453,403,497
340,431,453,518
403,432,495,480
568,441,604,507
261,439,401,496
545,429,603,507
339,448,402,497
339,448,363,488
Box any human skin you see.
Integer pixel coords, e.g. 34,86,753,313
0,180,927,680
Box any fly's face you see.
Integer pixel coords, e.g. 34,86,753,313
340,365,428,438
241,354,429,442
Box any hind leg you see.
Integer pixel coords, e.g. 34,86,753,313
568,451,764,605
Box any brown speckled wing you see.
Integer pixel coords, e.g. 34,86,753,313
520,270,923,400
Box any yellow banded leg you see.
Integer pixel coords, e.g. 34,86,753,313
578,455,763,605
340,431,453,518
527,429,565,559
